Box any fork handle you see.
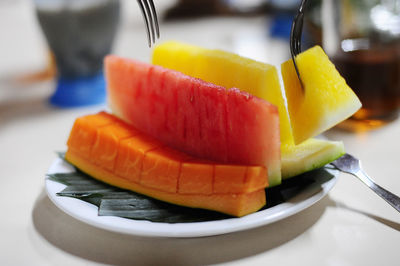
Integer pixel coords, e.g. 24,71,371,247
355,169,400,213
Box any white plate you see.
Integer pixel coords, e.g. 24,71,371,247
45,158,339,238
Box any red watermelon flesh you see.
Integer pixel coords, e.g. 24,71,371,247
105,56,281,184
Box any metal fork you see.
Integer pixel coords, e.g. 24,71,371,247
290,0,308,90
137,0,160,47
331,154,400,213
291,1,400,213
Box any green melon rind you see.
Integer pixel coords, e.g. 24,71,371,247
281,138,345,180
268,161,282,187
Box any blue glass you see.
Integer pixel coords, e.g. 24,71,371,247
49,73,106,108
35,0,120,108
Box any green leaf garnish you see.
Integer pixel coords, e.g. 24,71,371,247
48,169,229,223
56,151,66,160
48,155,334,223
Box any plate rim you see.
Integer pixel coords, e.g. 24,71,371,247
45,157,339,238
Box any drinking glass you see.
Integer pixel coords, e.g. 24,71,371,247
35,0,120,107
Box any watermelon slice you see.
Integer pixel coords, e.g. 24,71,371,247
105,56,282,186
152,41,293,147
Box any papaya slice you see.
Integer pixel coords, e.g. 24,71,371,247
65,112,268,216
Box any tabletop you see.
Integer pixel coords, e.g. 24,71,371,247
1,1,399,265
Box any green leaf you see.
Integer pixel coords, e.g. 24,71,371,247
56,151,66,160
49,154,334,223
49,168,229,223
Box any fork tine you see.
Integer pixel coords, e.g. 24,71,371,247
137,0,152,47
331,153,359,173
142,0,156,44
147,0,160,38
290,0,308,90
290,0,307,56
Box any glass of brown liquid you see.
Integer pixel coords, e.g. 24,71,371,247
333,39,400,125
305,0,400,129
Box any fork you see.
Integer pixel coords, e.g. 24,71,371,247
331,154,400,213
137,0,160,47
290,0,308,90
291,1,400,213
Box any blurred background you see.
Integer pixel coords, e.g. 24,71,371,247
0,0,399,126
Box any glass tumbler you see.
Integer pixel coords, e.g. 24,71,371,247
35,0,120,107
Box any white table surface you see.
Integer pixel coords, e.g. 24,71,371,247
1,1,399,265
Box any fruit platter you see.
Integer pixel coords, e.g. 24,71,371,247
46,41,362,236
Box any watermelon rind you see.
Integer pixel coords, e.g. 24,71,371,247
281,138,345,179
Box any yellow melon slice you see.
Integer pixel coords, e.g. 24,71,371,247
281,46,362,144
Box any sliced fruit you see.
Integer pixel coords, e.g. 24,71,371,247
152,42,353,179
281,138,345,179
65,112,268,216
66,111,117,159
281,46,362,144
105,55,281,186
152,41,294,147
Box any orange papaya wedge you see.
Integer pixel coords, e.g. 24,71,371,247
65,112,267,216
